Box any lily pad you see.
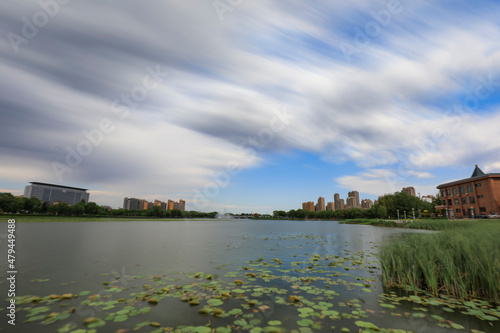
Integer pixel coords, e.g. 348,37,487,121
354,321,379,330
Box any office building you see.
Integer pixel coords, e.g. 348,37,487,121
326,202,335,211
123,197,141,210
24,182,89,205
436,165,500,218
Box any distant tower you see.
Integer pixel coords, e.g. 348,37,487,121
347,190,360,208
402,187,416,197
334,193,341,210
315,196,325,212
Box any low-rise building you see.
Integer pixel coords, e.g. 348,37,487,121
436,165,500,218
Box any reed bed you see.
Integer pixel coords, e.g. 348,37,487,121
379,221,500,303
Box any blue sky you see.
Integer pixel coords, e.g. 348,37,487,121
1,0,500,213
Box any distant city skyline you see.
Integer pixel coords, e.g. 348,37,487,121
1,1,500,213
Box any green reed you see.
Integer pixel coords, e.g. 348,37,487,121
379,220,500,303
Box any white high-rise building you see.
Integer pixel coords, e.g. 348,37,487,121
24,182,89,205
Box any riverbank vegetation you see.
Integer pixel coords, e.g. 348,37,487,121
378,220,500,304
273,191,437,220
0,193,217,219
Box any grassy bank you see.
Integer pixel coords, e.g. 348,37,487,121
378,220,500,303
342,218,500,230
0,215,215,222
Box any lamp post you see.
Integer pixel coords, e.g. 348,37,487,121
471,206,474,220
412,208,415,220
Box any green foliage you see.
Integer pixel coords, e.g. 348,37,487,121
379,220,500,303
85,202,100,216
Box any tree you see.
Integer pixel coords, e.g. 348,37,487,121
151,206,165,218
38,201,50,214
207,211,218,218
171,208,182,218
47,203,60,215
70,204,85,216
57,202,70,216
295,209,307,219
273,210,287,219
307,211,316,219
10,198,25,213
373,204,387,218
85,202,100,216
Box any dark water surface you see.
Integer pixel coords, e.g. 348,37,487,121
1,220,498,332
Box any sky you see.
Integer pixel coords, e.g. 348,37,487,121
1,0,500,214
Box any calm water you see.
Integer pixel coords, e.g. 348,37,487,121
1,220,498,332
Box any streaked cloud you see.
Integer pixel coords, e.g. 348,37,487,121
1,0,499,211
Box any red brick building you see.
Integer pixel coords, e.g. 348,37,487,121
436,165,500,218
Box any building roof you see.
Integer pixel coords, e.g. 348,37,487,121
437,166,500,188
29,182,88,191
470,165,485,178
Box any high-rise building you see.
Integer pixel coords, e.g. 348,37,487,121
302,201,315,211
347,190,360,208
361,199,373,209
402,187,416,196
123,197,141,210
179,199,186,212
139,199,148,210
168,200,174,210
339,199,345,210
315,196,325,212
24,182,89,205
326,202,335,211
334,193,341,210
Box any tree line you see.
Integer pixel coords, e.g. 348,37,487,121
0,193,217,219
272,192,437,220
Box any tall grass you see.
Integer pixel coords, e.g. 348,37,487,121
379,221,500,303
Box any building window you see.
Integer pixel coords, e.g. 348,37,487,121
475,183,481,187
480,207,486,212
462,197,467,204
460,186,466,194
478,195,484,198
453,188,458,195
467,185,473,193
454,199,459,205
448,199,452,205
441,190,445,197
446,189,451,196
456,209,461,213
469,196,475,204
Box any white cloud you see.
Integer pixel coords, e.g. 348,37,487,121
1,1,500,211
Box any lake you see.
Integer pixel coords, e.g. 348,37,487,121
2,220,498,332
